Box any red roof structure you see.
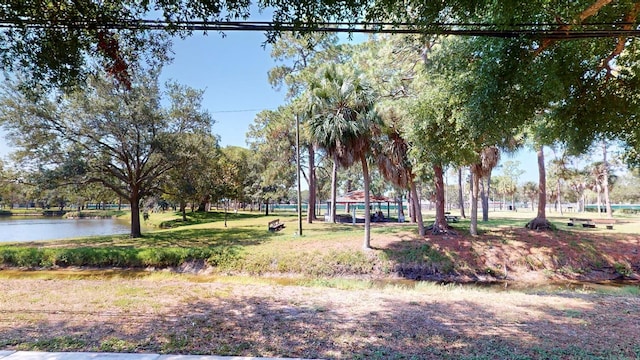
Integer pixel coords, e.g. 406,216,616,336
328,190,394,222
334,190,392,204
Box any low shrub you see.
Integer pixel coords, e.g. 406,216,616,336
0,245,239,269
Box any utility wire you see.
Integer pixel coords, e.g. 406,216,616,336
0,19,639,38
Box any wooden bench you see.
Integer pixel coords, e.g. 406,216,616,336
568,218,615,229
268,219,285,232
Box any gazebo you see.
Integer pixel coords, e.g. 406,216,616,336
327,190,393,222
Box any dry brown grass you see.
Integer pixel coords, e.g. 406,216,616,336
0,274,639,359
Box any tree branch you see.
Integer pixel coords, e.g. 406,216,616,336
598,2,640,80
534,0,613,56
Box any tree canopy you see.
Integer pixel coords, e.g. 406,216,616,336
0,69,214,237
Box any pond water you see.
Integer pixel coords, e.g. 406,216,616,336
0,217,131,242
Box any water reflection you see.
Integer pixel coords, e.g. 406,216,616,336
0,217,130,242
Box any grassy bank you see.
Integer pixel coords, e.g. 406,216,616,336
1,210,639,282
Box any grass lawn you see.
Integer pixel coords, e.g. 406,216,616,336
0,273,639,359
1,209,639,280
0,209,639,359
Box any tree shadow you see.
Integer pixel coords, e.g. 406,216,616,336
1,282,638,359
377,239,457,281
142,227,273,248
158,211,269,229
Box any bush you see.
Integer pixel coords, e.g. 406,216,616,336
13,248,42,267
205,247,239,268
0,245,237,269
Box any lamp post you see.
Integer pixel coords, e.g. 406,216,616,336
296,114,302,236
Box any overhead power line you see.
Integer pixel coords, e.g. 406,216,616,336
1,19,639,38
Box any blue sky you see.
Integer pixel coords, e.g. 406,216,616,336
160,31,285,148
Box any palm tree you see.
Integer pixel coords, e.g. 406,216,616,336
522,181,538,211
601,141,613,218
375,108,425,236
308,64,381,250
568,172,588,213
587,157,617,218
469,146,500,235
548,152,572,215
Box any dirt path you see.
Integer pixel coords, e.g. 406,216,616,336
1,276,639,359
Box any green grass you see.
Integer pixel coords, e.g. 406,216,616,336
2,209,639,282
0,210,373,272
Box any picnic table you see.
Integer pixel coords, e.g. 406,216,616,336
568,218,615,229
445,212,459,222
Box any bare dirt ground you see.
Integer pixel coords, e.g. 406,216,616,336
1,275,639,359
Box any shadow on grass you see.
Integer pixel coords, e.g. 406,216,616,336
2,283,638,359
159,211,269,229
144,227,272,248
377,239,455,281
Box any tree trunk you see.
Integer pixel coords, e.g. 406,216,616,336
330,158,337,223
488,175,493,213
481,178,489,222
397,192,405,221
130,192,142,238
602,141,613,218
458,167,466,218
537,146,547,219
307,144,317,223
432,163,449,234
575,187,583,213
557,180,563,215
265,199,269,216
362,155,371,250
180,201,187,222
409,188,417,223
470,171,479,236
526,145,551,230
345,179,352,213
224,199,228,228
596,188,602,216
410,180,425,236
407,189,413,222
197,194,209,212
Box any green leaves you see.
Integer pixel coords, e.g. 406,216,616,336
308,63,379,168
0,68,215,237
